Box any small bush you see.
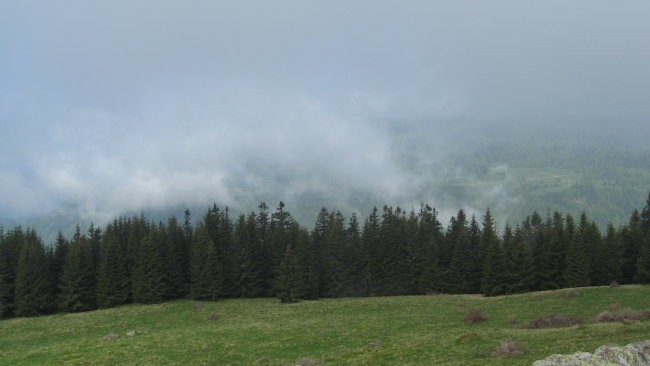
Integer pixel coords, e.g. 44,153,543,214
610,280,621,288
464,309,488,324
564,289,578,299
607,303,621,311
493,341,524,357
523,314,583,329
207,312,219,321
594,309,650,323
295,358,320,366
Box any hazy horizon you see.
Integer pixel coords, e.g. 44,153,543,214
2,1,649,229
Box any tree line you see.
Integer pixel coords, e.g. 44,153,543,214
1,194,650,317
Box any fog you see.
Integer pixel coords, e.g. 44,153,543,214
1,1,649,225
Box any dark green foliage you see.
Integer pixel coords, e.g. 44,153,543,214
132,227,168,304
481,210,508,296
96,220,131,308
504,226,535,293
164,217,189,299
563,217,591,288
621,210,644,283
231,213,263,298
0,227,23,317
58,234,96,312
14,230,52,317
445,210,471,293
595,224,622,284
189,224,223,301
2,192,650,316
275,244,305,303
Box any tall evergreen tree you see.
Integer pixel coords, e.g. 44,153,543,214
621,210,643,283
563,216,591,288
232,213,263,297
275,243,305,303
360,207,381,296
97,219,131,308
481,231,508,296
189,224,223,300
14,230,52,316
446,210,470,293
165,216,190,298
58,234,96,312
132,227,168,304
0,227,23,317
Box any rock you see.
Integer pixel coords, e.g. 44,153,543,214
102,333,119,341
368,341,383,348
126,330,136,337
533,340,650,366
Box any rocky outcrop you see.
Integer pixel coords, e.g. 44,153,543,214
533,340,650,366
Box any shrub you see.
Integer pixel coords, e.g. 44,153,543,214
493,341,524,357
607,303,621,311
564,289,578,299
594,309,650,323
523,314,583,329
610,280,621,288
463,309,488,324
207,312,219,321
295,358,320,366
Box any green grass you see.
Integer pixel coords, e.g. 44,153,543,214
1,286,650,365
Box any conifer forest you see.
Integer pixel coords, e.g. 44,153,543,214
1,193,650,318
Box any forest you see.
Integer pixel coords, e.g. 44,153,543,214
1,194,650,318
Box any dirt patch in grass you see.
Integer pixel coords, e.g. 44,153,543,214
463,309,488,324
523,314,583,329
493,341,524,357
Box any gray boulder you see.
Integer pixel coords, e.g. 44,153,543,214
533,340,650,366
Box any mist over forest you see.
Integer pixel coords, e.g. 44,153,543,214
1,1,650,242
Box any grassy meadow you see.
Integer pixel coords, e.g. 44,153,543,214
1,285,649,365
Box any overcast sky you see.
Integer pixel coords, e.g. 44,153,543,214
1,1,649,220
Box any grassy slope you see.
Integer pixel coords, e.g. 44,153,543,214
1,286,649,365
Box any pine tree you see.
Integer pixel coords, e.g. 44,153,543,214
360,207,381,296
275,244,305,303
270,202,295,294
15,230,52,316
232,213,263,297
343,213,362,297
637,193,650,283
481,233,508,296
563,218,591,288
0,227,23,317
189,224,223,301
164,216,189,299
445,210,470,293
58,234,96,312
417,204,442,293
621,210,643,283
97,219,131,308
132,228,168,304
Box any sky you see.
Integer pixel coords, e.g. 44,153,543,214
1,1,650,222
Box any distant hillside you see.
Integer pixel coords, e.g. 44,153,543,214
2,138,649,243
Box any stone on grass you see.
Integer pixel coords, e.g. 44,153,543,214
533,340,650,366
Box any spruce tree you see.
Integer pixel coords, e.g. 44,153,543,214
189,224,223,301
132,228,168,304
275,243,305,303
360,207,381,296
58,234,96,312
445,210,470,293
481,234,508,296
97,220,131,308
15,230,52,316
0,227,23,317
563,220,591,288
